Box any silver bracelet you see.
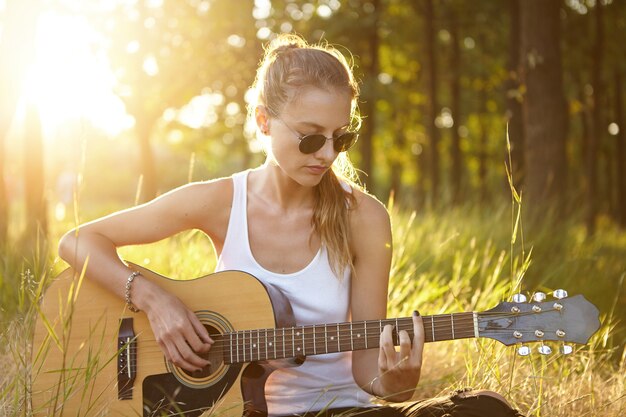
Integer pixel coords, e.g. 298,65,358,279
125,271,141,313
369,376,379,397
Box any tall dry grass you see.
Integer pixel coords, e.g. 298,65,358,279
1,181,625,416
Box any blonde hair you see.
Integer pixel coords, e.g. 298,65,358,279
248,33,362,276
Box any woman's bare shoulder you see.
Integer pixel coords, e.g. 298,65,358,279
350,188,391,226
176,175,235,235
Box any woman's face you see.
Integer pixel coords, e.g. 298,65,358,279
266,87,353,187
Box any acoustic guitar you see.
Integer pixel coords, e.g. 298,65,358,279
31,264,600,417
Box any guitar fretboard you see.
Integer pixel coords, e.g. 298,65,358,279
221,312,476,364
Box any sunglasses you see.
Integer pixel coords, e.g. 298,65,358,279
275,116,359,154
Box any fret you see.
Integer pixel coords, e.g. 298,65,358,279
282,328,286,359
301,326,306,355
229,333,234,364
324,324,328,353
336,323,340,351
395,318,400,345
236,331,240,363
431,316,435,342
248,330,252,362
290,327,296,356
363,321,367,349
313,325,317,355
350,322,354,351
257,329,261,360
451,314,455,340
473,312,479,338
269,328,276,360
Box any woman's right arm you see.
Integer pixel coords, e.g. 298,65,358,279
58,178,232,372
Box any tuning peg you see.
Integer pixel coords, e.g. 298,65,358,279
532,292,546,302
517,345,531,356
553,289,568,299
560,344,573,355
512,293,527,303
538,344,552,355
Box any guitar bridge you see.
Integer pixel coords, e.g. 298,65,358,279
118,318,137,400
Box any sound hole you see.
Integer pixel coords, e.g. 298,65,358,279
182,323,224,379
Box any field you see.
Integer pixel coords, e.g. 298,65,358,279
0,200,624,416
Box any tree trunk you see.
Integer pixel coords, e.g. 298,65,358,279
390,110,405,203
506,0,524,189
448,2,462,205
479,87,489,205
423,0,440,207
586,1,604,233
359,0,380,193
520,0,568,211
23,102,48,241
0,0,38,245
615,70,626,226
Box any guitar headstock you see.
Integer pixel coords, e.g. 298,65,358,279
478,290,600,354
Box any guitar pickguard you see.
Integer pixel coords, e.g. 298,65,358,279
142,363,243,417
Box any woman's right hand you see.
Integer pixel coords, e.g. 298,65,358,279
135,278,214,372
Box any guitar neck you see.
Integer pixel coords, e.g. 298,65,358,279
221,312,477,364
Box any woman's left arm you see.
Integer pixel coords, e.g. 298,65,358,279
349,193,424,402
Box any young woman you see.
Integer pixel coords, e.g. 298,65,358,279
59,34,524,417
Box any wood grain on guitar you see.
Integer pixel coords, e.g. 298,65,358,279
31,264,601,417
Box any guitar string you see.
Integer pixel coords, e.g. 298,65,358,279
124,333,562,367
122,323,556,361
119,312,557,356
121,325,556,368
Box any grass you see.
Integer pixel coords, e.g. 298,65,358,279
0,200,625,416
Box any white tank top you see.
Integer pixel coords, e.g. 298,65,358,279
216,170,374,416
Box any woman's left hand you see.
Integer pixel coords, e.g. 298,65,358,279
375,311,425,401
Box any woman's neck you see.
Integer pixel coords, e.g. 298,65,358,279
251,162,316,212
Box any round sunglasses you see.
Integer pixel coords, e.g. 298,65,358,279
275,116,359,154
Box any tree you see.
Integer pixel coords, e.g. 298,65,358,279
519,0,568,210
505,0,524,189
358,0,381,193
586,1,605,233
422,0,440,207
447,1,463,204
94,0,258,201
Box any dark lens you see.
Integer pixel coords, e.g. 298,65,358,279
333,133,358,152
299,134,326,154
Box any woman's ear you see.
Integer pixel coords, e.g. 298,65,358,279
255,105,270,135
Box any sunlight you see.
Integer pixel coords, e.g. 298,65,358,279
23,10,132,140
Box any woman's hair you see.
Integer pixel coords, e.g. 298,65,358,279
248,33,362,276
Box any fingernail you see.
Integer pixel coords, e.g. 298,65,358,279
413,310,420,317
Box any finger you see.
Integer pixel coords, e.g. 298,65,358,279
398,330,411,366
411,311,425,365
380,324,397,368
158,338,198,372
184,313,213,354
188,310,214,346
174,337,210,371
182,325,210,357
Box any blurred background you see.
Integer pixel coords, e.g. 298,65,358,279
0,0,625,342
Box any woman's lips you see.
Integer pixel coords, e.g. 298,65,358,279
305,165,328,175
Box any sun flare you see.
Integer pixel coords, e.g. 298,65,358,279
23,10,132,140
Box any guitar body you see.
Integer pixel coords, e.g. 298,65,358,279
31,265,296,417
